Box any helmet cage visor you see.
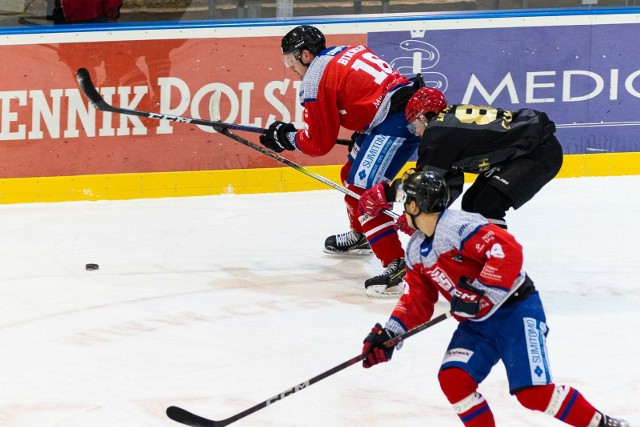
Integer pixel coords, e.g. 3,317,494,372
283,52,299,67
395,184,409,204
396,168,417,205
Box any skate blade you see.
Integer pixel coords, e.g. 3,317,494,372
365,285,402,299
322,248,373,256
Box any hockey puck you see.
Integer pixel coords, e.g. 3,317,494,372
85,263,99,271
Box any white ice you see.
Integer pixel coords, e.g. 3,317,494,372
0,175,639,427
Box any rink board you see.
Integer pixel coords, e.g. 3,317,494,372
1,152,637,203
0,8,639,202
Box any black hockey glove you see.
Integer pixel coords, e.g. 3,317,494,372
450,277,485,318
348,131,361,151
361,323,396,368
259,121,296,153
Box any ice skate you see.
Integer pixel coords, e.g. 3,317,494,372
601,414,631,427
365,258,406,299
323,231,373,255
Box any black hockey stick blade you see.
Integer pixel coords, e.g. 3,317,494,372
76,67,110,111
166,312,451,427
167,406,221,427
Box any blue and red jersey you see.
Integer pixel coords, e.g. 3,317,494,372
389,210,526,331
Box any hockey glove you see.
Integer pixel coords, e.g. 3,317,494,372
359,182,393,217
362,323,396,368
450,277,486,319
395,214,415,236
348,131,361,151
259,121,296,153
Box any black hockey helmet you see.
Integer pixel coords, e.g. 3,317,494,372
398,169,450,213
281,25,326,55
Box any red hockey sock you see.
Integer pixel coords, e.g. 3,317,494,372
343,186,364,233
515,384,601,426
341,162,404,265
341,162,364,233
439,368,496,427
359,213,404,266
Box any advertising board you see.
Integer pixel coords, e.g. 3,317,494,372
0,10,638,202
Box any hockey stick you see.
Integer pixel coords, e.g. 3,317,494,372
76,67,273,134
166,311,451,427
75,68,396,218
214,128,398,219
75,68,350,145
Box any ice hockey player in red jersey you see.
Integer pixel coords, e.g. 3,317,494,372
359,87,563,231
259,25,428,298
360,168,630,427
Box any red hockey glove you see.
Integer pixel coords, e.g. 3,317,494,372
259,121,296,153
359,182,392,217
450,278,490,319
395,214,415,236
362,323,396,368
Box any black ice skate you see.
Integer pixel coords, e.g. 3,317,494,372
601,414,631,427
323,231,373,255
364,258,406,299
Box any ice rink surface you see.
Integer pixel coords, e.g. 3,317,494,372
0,175,639,427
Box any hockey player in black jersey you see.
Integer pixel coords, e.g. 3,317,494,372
360,87,563,230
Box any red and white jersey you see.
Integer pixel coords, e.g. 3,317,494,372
389,210,526,331
294,45,409,156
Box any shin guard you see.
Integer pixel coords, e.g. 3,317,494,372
439,368,495,427
344,186,364,233
515,384,601,426
342,162,403,265
341,163,364,233
359,212,404,266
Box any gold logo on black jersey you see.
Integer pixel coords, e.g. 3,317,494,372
478,159,491,171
